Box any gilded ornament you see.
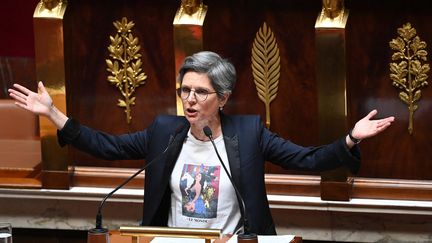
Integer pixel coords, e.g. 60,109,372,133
389,23,429,134
42,0,61,10
106,17,147,124
251,22,281,128
315,0,348,28
173,0,207,25
34,0,66,18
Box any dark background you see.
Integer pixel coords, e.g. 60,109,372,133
1,0,431,180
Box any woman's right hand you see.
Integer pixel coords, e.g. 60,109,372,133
8,81,68,129
8,81,53,117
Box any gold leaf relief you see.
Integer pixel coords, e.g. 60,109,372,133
106,17,147,124
251,22,281,128
389,22,429,134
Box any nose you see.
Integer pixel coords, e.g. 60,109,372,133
187,90,197,102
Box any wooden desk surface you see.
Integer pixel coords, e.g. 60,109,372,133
109,231,302,243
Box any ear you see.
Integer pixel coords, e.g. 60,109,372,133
218,93,230,108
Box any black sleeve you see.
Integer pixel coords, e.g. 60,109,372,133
57,118,81,147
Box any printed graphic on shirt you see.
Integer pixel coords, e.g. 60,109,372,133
180,163,220,219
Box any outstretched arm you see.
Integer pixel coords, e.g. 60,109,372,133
346,109,395,148
8,81,68,130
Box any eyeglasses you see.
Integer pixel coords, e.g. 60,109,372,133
177,86,218,102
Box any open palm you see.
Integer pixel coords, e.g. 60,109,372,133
351,110,395,140
8,81,53,116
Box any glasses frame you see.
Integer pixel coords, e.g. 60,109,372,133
176,87,219,102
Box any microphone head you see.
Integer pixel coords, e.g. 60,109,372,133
203,126,212,138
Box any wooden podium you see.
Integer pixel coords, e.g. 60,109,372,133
108,226,302,243
111,226,221,243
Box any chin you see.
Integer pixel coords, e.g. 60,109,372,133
185,116,199,125
187,118,207,128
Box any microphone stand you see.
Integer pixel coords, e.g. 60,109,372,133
87,166,147,243
87,124,185,243
203,126,258,243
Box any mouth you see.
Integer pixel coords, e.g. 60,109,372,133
185,108,198,117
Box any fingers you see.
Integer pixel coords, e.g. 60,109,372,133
384,116,395,122
366,110,395,126
8,83,34,106
11,83,32,95
14,101,29,111
365,109,378,120
376,117,395,127
9,87,27,99
8,87,29,103
9,91,27,105
8,90,30,111
37,81,47,94
375,118,394,134
377,122,392,133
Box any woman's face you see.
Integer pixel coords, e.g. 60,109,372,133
180,71,227,128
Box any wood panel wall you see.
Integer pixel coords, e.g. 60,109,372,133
1,0,431,186
0,0,39,98
346,0,432,180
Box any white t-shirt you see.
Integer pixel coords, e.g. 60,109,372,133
168,129,241,234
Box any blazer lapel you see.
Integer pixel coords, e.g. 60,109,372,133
221,113,242,190
160,114,242,190
164,122,190,175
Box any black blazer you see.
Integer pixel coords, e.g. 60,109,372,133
58,113,360,235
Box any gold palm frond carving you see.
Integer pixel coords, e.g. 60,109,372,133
389,22,429,134
106,17,147,124
251,22,281,128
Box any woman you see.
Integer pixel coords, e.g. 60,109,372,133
184,172,204,214
8,51,394,235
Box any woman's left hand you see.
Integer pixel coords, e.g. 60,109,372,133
347,109,395,146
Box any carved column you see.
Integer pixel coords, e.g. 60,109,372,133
315,0,352,201
33,0,70,189
173,0,207,115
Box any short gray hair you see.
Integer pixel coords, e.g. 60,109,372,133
178,51,236,97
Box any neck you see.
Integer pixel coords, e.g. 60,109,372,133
190,119,222,141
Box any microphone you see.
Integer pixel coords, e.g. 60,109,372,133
203,126,257,242
88,124,185,241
